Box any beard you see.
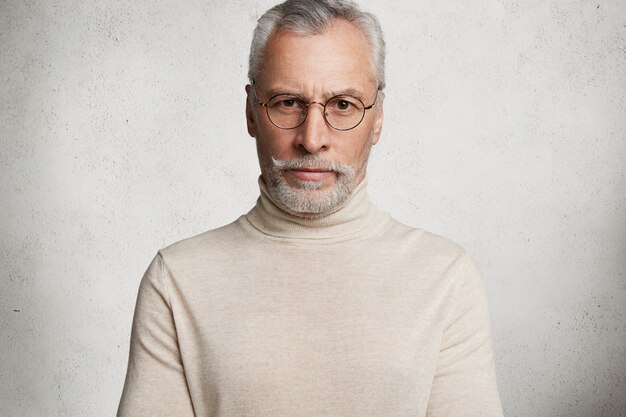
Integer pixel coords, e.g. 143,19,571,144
263,154,360,217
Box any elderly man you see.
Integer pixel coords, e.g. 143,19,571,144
118,0,503,416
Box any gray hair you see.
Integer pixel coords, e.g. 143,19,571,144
248,0,386,90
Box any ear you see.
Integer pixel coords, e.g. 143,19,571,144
370,91,384,145
245,84,257,138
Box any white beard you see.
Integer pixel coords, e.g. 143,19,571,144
264,154,357,217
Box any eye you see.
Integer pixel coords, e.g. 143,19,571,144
336,100,352,110
328,96,362,113
268,95,304,112
280,99,297,108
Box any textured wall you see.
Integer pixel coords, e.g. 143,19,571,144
1,1,625,416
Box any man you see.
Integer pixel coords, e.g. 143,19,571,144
118,1,503,416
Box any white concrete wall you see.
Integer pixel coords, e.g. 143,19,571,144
1,1,624,416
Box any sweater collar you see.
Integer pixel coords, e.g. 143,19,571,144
244,176,385,241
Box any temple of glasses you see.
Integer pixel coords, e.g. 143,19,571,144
253,83,377,131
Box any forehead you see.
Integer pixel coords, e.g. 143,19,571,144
257,19,376,95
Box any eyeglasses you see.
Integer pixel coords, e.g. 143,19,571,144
253,83,378,131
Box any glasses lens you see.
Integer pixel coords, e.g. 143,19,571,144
266,94,306,129
325,95,366,130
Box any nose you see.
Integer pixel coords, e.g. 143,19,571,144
295,102,331,154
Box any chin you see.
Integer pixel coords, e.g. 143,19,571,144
266,172,354,217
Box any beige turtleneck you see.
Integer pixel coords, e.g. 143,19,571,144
118,179,503,417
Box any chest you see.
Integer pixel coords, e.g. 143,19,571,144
171,249,447,415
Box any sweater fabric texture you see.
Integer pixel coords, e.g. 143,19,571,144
118,178,503,417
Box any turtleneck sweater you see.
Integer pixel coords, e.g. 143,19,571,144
118,179,503,417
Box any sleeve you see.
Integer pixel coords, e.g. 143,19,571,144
425,254,504,417
117,253,196,417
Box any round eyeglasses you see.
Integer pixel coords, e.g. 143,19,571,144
254,84,378,131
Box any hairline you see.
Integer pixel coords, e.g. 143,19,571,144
247,0,386,100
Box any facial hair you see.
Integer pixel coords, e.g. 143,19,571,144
264,154,357,217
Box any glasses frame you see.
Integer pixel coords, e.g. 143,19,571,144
253,82,378,131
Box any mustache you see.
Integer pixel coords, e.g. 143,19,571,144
271,155,354,175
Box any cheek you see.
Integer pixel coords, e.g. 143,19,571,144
344,134,372,163
256,129,292,161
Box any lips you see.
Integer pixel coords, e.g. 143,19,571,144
290,168,334,182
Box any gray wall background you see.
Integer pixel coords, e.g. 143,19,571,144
1,0,625,416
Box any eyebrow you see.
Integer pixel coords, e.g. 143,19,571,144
264,87,367,101
328,87,366,99
265,90,307,100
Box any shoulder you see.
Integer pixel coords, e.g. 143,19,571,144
140,217,254,289
378,217,486,294
382,217,469,261
157,216,249,264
